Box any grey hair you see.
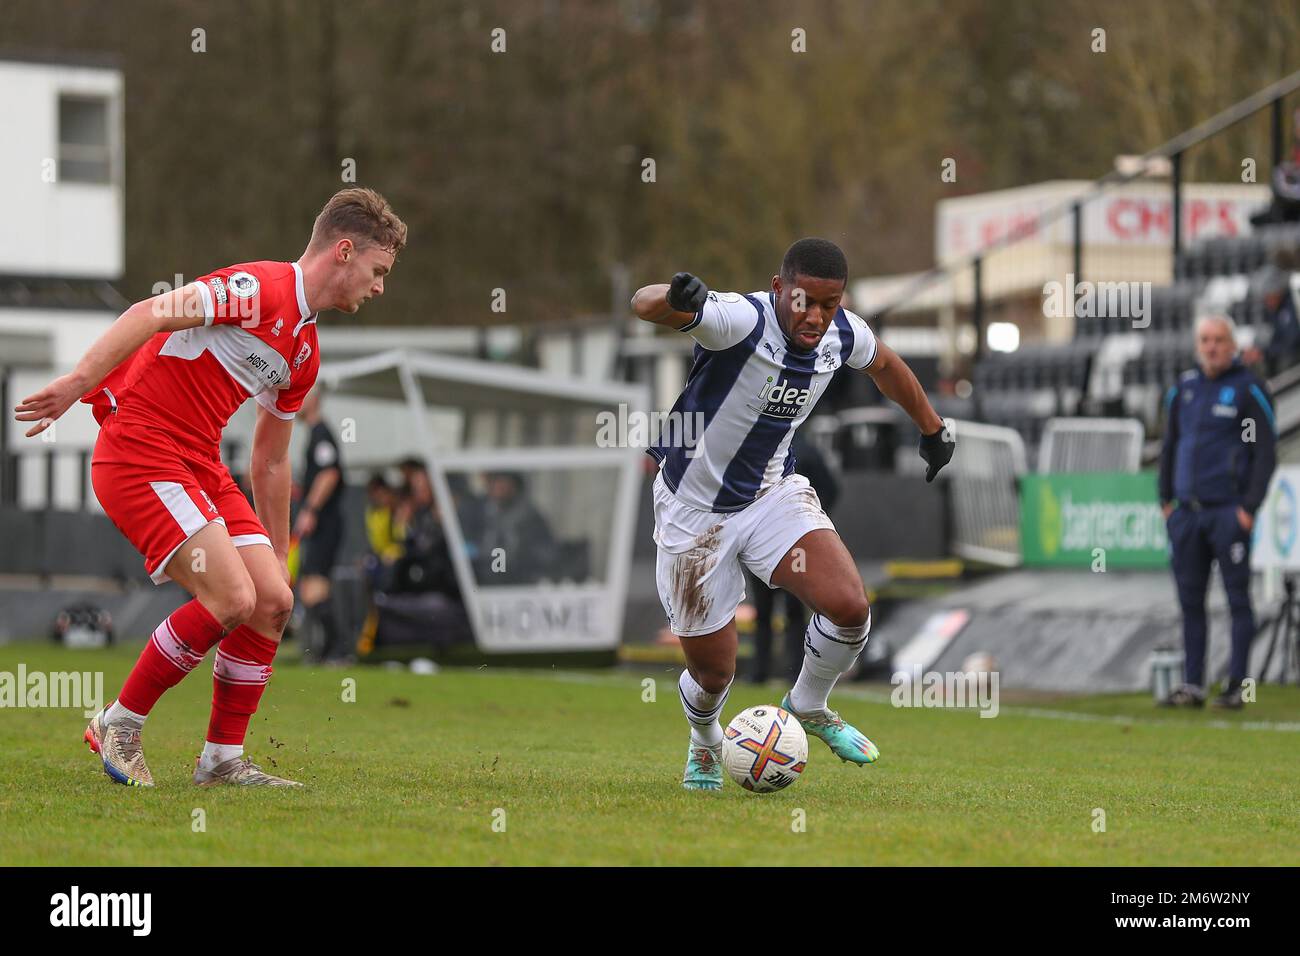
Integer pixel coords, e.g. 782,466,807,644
1194,313,1237,341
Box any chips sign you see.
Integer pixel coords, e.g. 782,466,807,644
1019,473,1167,568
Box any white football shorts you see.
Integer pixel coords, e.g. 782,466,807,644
652,468,836,637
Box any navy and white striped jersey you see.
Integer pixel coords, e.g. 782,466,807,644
648,289,878,513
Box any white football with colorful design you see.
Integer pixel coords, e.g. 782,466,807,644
722,704,808,793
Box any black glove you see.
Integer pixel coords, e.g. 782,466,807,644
919,425,954,483
667,272,709,314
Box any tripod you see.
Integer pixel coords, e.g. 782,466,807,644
1260,574,1300,686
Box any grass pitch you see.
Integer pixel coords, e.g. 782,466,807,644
1,644,1297,866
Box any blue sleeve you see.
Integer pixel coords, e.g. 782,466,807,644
1242,380,1277,515
1158,383,1179,504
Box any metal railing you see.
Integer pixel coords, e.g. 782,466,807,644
1037,418,1145,474
944,419,1027,567
875,70,1300,358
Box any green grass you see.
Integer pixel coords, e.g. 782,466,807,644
1,644,1297,865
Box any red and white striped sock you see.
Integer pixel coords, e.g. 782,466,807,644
113,599,227,721
206,625,279,753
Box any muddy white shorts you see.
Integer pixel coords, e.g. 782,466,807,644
652,468,837,637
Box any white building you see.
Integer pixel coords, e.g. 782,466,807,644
0,54,126,511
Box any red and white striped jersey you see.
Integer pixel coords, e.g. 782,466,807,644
82,260,321,453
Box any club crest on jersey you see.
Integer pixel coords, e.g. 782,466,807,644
820,342,838,370
293,341,312,370
207,277,228,307
749,375,813,419
228,272,260,300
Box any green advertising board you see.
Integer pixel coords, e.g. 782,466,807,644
1019,472,1167,568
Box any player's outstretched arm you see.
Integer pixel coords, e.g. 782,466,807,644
631,272,709,329
864,339,955,482
251,406,295,584
13,285,208,437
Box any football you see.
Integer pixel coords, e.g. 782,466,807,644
721,705,808,793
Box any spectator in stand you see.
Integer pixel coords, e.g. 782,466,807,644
1250,108,1300,226
476,471,557,584
1159,315,1277,710
746,430,841,684
1242,266,1300,376
391,462,459,598
293,389,348,664
363,473,405,587
447,472,486,564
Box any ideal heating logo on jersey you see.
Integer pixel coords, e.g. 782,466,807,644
50,886,151,936
749,376,817,419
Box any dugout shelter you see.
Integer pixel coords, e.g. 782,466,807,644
318,349,649,654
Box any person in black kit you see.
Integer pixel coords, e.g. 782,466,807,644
294,388,347,663
1159,315,1277,710
747,430,841,684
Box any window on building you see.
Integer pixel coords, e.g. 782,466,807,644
58,95,112,185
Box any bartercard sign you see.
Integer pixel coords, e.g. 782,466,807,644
1020,472,1167,568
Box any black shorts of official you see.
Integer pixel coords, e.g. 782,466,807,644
299,514,344,579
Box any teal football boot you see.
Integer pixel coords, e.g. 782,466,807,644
781,693,879,765
682,742,724,791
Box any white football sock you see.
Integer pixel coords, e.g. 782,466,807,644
678,669,731,747
103,700,146,727
199,741,244,771
790,611,870,716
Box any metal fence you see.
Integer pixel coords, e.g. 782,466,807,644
1037,417,1145,474
944,419,1026,567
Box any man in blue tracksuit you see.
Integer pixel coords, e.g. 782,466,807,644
1159,315,1277,709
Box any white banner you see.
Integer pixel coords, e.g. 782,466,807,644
1251,465,1300,571
937,181,1269,262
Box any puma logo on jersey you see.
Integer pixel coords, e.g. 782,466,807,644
763,341,782,359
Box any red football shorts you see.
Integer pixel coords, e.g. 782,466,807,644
91,415,271,584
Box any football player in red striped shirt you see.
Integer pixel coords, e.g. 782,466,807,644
15,187,406,787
